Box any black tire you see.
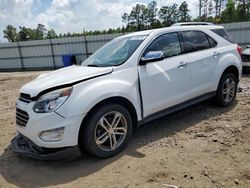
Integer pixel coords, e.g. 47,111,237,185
216,73,237,107
79,104,132,158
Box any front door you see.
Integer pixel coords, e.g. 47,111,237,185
138,32,192,118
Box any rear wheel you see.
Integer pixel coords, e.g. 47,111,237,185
80,104,132,158
216,73,237,107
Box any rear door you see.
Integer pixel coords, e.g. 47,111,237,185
181,30,218,97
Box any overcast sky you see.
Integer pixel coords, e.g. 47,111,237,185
0,0,199,42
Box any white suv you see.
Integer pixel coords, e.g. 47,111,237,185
12,24,242,160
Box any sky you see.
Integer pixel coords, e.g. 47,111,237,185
0,0,199,42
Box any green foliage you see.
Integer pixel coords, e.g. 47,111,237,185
122,1,192,31
178,1,192,22
3,24,49,42
46,29,57,39
146,1,159,27
123,4,148,30
36,24,47,40
235,0,250,21
220,0,237,22
159,4,179,27
3,25,18,42
2,0,250,42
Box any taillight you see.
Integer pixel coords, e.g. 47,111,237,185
237,45,242,56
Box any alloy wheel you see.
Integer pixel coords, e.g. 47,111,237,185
222,77,236,103
94,111,127,151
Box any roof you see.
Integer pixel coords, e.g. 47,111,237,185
120,24,224,39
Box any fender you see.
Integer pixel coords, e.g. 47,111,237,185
56,67,142,121
212,51,242,91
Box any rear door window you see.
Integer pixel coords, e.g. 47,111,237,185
181,31,210,53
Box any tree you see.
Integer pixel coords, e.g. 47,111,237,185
208,0,214,16
197,0,214,21
146,1,159,27
129,4,148,30
18,27,28,41
178,1,192,22
18,27,36,41
3,0,250,42
236,0,250,21
36,24,47,40
221,0,237,23
199,0,202,18
159,4,179,26
3,25,19,42
214,0,225,18
46,29,57,39
122,13,129,26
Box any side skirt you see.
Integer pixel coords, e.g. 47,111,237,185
138,91,216,126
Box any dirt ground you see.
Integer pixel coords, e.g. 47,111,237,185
0,72,249,188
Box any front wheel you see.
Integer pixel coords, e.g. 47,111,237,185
80,104,132,158
216,73,237,107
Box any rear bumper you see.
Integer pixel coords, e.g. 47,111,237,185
11,133,82,161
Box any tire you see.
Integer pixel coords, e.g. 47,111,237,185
79,104,133,158
216,73,237,107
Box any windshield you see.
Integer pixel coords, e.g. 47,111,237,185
82,35,147,67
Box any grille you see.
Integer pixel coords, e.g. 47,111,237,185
242,54,250,62
19,93,32,103
16,108,29,127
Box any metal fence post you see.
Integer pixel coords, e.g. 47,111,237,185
17,42,24,70
83,34,89,58
50,39,56,69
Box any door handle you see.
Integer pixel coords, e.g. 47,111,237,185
178,62,188,68
213,52,220,57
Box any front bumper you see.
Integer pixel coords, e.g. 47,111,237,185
16,99,85,148
11,133,82,161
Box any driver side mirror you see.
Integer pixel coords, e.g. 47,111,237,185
140,51,164,65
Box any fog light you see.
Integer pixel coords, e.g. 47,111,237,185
39,127,64,142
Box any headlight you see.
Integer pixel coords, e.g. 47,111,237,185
33,87,72,113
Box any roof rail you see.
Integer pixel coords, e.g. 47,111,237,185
171,22,214,26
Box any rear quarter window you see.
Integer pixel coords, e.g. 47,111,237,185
211,29,233,43
181,31,210,53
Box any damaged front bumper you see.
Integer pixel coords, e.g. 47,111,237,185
11,133,82,161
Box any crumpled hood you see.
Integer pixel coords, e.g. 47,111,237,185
20,65,113,97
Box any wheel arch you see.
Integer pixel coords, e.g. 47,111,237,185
78,96,138,146
217,65,240,90
222,65,240,81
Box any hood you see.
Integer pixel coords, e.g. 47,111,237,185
21,65,113,97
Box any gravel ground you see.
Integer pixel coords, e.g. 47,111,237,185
0,72,249,188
